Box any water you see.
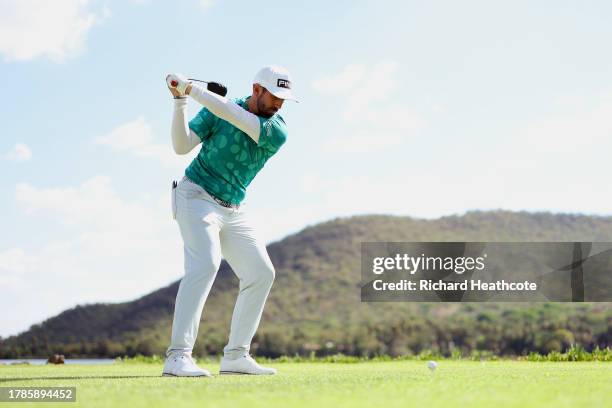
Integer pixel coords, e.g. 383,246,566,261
0,359,116,366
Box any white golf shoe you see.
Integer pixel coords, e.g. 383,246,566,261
162,351,211,377
219,355,277,375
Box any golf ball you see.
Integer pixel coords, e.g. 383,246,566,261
427,361,438,371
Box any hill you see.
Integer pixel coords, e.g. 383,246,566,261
1,210,611,358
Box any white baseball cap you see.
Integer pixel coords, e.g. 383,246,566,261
253,65,298,102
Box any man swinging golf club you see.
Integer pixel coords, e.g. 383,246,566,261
162,66,297,377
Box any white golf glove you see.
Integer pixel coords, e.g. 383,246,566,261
166,73,190,96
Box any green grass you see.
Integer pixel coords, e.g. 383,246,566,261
0,361,608,408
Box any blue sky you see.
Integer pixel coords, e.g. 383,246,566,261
1,0,611,337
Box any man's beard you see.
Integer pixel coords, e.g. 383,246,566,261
257,99,276,118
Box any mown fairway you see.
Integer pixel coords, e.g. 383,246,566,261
0,361,608,408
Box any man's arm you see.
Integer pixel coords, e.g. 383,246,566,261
171,97,201,155
185,83,262,143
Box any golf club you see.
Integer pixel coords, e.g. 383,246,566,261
189,79,228,97
168,77,228,97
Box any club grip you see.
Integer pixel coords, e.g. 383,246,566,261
207,82,228,97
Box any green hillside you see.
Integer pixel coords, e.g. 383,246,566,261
1,210,611,358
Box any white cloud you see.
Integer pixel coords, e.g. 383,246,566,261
95,116,194,169
312,62,425,153
0,248,36,275
95,116,154,150
4,143,32,162
16,175,155,233
323,132,405,153
199,0,215,12
367,104,425,132
516,100,612,155
312,61,399,120
342,61,399,121
14,175,175,252
312,64,367,94
0,0,108,62
432,104,446,113
1,176,184,337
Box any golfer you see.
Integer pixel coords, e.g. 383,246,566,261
162,66,297,377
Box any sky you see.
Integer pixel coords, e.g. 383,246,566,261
1,0,611,338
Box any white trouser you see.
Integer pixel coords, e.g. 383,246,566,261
166,176,275,360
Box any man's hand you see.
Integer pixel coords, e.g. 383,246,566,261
166,73,191,98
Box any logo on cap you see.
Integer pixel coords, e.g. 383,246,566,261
277,79,291,89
